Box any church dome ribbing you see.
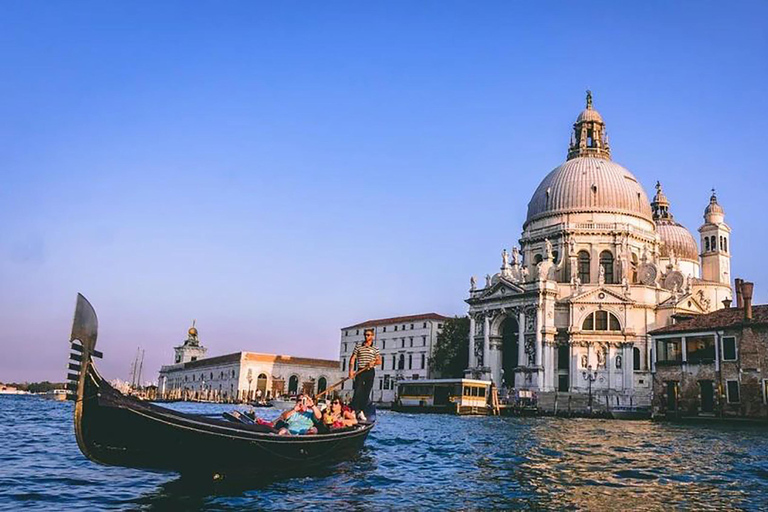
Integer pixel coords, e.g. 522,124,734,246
525,92,652,226
652,182,699,261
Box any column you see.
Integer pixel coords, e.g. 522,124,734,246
518,310,526,367
624,344,633,392
535,306,543,368
483,314,490,370
469,315,476,368
607,345,614,390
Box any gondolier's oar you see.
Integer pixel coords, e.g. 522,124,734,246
316,364,374,399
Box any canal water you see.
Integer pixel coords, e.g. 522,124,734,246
2,395,768,510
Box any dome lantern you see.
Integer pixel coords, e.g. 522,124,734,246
567,90,611,161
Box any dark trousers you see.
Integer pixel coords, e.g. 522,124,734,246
351,369,375,412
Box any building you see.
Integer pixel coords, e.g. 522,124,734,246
465,92,733,412
157,324,342,402
340,313,450,403
650,279,768,419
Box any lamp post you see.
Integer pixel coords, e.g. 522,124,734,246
582,364,598,415
247,369,253,403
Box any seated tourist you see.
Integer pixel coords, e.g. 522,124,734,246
323,398,358,430
277,393,322,435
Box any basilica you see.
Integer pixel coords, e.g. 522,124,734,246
465,92,732,407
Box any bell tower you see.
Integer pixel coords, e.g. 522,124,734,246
699,190,731,285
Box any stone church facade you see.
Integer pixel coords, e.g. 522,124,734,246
465,92,733,407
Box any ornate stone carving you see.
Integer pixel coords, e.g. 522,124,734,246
615,354,622,369
474,339,484,366
470,276,476,291
525,335,535,366
697,289,712,312
664,270,684,292
580,354,588,368
638,262,658,286
596,344,607,368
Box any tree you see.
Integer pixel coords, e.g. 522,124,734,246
429,316,469,378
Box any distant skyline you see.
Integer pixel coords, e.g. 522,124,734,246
1,1,766,382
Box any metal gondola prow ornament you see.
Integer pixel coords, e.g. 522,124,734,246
70,293,99,355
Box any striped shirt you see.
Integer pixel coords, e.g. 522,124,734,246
352,343,380,370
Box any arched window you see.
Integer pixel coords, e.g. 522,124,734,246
711,236,716,250
288,375,299,395
600,250,614,284
578,251,591,283
704,237,710,252
633,347,641,371
723,237,728,253
421,353,426,369
408,354,413,369
342,358,346,372
317,377,327,394
257,373,268,394
398,354,405,370
392,355,397,370
582,311,621,331
534,254,543,265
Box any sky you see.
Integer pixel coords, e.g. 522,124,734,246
1,1,766,383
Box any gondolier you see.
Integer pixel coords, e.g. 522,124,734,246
348,327,382,421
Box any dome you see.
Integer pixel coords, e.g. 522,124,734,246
526,157,653,225
656,220,699,261
576,108,603,123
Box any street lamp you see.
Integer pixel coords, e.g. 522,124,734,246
247,369,253,403
582,364,598,415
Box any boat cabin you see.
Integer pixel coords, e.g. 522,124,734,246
394,378,492,415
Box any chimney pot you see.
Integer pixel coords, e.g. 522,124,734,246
742,281,754,321
735,278,744,309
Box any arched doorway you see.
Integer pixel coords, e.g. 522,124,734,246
288,375,299,395
317,376,327,394
256,373,268,398
500,317,519,387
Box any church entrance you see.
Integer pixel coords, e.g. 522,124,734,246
500,317,519,388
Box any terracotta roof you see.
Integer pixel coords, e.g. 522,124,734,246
650,305,768,335
342,313,451,330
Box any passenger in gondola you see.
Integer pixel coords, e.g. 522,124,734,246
348,327,382,421
323,398,358,430
276,393,322,435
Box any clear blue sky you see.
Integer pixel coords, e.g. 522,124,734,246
1,1,766,382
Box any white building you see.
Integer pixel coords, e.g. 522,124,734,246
466,92,732,409
157,325,342,401
340,313,450,403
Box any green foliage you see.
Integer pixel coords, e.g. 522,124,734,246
429,316,469,378
3,381,66,393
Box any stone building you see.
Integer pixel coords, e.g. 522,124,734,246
650,280,768,419
157,324,342,401
465,92,733,411
339,313,449,403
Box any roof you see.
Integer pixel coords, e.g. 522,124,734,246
650,305,768,335
174,351,339,371
342,313,451,330
525,157,653,226
656,220,699,260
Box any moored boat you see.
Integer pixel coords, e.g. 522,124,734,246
66,294,375,479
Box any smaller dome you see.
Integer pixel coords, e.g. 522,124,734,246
576,108,603,123
657,220,699,261
705,189,724,216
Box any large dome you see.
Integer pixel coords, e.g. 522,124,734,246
656,220,699,261
525,157,653,226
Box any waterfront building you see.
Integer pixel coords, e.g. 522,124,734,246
650,279,768,418
157,324,342,401
466,92,733,411
340,313,450,403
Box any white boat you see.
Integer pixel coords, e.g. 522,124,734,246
39,389,71,401
0,385,30,395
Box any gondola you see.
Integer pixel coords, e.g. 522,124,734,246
66,294,375,478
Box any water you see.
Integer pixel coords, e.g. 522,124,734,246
2,396,768,511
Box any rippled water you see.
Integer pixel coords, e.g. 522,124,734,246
2,395,768,510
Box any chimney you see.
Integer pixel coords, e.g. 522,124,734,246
722,298,732,308
735,278,744,308
742,281,754,321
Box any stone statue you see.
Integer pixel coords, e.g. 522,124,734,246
616,354,622,369
580,354,588,369
598,265,606,285
485,274,492,288
597,346,606,368
568,237,575,254
545,238,553,260
512,246,520,266
502,248,509,267
470,275,476,291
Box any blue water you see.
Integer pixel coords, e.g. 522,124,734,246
2,395,768,510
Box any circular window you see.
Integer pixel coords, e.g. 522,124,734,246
598,292,606,299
